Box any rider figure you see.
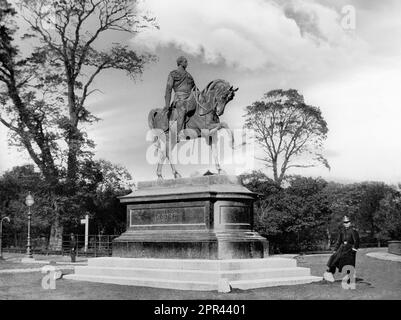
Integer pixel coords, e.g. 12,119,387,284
164,56,196,137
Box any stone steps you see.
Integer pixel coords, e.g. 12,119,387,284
87,257,297,270
64,257,322,291
73,266,311,282
65,274,218,291
230,276,322,290
64,273,321,291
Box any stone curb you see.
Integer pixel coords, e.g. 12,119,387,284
0,265,77,274
366,252,401,262
0,268,43,274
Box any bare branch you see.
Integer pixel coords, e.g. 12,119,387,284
0,115,17,130
286,164,316,169
78,61,108,108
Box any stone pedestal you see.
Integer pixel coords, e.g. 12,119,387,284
65,175,323,290
112,175,268,259
388,241,401,255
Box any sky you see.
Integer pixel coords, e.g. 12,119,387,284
1,0,401,184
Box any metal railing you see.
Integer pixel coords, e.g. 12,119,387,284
0,233,389,256
63,234,120,257
1,233,120,257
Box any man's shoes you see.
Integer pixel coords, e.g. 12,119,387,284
323,271,335,282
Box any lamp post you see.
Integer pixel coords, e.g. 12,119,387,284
25,192,35,259
0,216,10,260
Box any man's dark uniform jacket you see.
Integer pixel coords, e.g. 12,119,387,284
69,237,77,252
327,226,360,272
164,69,196,133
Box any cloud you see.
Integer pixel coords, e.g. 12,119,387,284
132,0,364,71
283,2,328,42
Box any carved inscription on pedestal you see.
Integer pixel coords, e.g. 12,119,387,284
130,206,205,226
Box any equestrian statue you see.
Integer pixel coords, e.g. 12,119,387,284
148,56,238,179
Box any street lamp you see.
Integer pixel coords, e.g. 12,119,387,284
25,192,35,259
0,216,10,260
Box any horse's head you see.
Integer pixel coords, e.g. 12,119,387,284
202,80,239,116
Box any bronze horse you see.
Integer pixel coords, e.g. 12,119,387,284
148,79,238,179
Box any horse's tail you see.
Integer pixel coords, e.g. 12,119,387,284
148,109,157,129
148,109,160,144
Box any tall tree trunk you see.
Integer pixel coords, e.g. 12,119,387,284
66,72,80,186
371,221,375,240
326,227,331,250
272,159,279,185
48,197,63,251
67,131,79,185
48,213,63,251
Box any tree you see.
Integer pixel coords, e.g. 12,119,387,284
323,182,364,245
91,160,133,234
0,161,133,248
241,171,331,253
240,170,281,199
18,0,156,185
375,189,401,241
244,89,329,186
62,159,133,235
323,181,397,246
272,175,330,252
357,182,395,243
1,0,65,186
0,165,54,242
0,0,155,248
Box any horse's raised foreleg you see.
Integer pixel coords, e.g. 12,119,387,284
156,146,166,181
210,132,226,175
156,160,165,180
171,164,181,179
168,157,182,179
154,132,168,180
206,122,235,175
208,122,234,149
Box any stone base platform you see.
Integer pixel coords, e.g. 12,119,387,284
64,257,322,291
388,241,401,256
366,251,401,262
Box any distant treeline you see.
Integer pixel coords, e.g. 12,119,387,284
240,171,401,253
1,165,401,254
0,162,132,239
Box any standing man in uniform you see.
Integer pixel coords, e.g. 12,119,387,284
164,56,196,139
69,233,77,263
324,215,360,282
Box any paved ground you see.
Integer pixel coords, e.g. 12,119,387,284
0,261,45,271
1,252,88,264
366,251,401,262
0,248,399,300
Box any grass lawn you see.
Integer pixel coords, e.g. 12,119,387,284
0,248,399,300
0,261,45,270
